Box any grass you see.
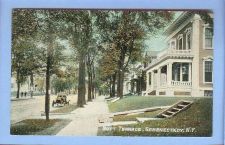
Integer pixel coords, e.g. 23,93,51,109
113,109,163,121
99,96,212,136
51,104,77,113
108,96,199,113
11,119,71,135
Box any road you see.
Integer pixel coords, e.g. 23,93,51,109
11,94,77,124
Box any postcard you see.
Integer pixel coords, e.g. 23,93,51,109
10,9,213,137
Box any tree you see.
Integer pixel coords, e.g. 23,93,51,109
95,11,173,98
60,10,96,106
32,10,65,120
12,9,42,98
197,11,213,27
98,45,119,97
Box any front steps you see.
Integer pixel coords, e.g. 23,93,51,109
148,90,156,95
157,100,193,118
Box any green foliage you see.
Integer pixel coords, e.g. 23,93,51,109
11,9,175,100
197,11,213,27
51,75,75,93
12,9,69,75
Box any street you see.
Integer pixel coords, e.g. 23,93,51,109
11,94,77,124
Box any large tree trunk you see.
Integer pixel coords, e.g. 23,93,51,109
30,72,34,98
45,55,50,121
87,55,92,101
90,68,93,99
91,64,95,99
117,53,125,98
117,70,124,98
87,70,92,101
77,53,86,107
109,78,113,98
111,73,116,97
16,68,20,99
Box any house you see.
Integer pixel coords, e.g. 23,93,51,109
123,51,159,95
123,63,145,95
143,12,213,97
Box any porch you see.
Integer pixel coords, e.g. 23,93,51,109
146,62,192,96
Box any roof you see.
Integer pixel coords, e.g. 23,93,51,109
164,12,194,36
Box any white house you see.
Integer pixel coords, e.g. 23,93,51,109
143,12,213,97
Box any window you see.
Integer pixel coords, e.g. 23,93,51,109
186,32,191,50
182,63,189,81
205,27,213,48
172,63,181,81
172,63,190,82
185,27,192,50
148,72,151,85
171,41,176,49
169,39,176,49
177,35,183,50
204,61,213,83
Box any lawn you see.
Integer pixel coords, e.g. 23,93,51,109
108,96,199,112
99,96,212,136
11,119,71,135
51,104,77,113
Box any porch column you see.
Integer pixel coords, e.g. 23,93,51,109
189,63,192,82
150,71,154,90
155,68,161,96
167,63,172,87
192,14,201,96
167,62,173,96
146,71,150,92
157,68,161,88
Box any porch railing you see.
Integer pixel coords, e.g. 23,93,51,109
171,81,192,86
169,49,192,54
157,48,192,58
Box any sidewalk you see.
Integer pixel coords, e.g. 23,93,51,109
56,95,109,136
11,97,35,101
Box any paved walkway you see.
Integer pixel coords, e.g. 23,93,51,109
56,95,109,136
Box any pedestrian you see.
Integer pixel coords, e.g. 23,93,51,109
25,92,27,97
21,92,23,97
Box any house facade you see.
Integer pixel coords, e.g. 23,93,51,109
123,63,145,95
123,51,159,95
143,12,213,97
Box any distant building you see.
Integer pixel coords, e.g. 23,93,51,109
11,76,31,97
123,51,159,95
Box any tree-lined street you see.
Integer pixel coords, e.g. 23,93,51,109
12,9,173,122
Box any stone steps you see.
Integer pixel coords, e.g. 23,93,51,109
157,100,193,118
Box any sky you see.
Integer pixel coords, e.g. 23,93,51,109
146,11,182,52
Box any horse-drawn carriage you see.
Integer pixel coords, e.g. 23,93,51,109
52,93,70,107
